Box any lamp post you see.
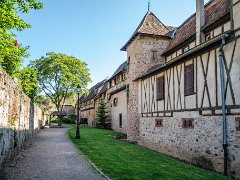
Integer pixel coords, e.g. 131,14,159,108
76,84,81,139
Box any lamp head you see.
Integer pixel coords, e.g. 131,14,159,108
77,84,81,93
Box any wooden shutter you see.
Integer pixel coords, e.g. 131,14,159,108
184,64,194,96
156,76,165,101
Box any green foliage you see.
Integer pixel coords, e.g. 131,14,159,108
50,116,58,123
62,118,71,124
62,114,77,124
30,52,91,111
0,0,43,31
68,127,229,180
0,0,43,77
0,35,30,77
96,98,110,129
68,114,77,122
34,95,51,112
18,66,39,99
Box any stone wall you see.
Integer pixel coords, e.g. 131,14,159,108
139,114,240,178
126,35,170,141
0,69,43,167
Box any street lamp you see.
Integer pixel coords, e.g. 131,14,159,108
76,84,81,139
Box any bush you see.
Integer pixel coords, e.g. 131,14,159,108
67,114,77,123
62,118,71,124
50,116,58,123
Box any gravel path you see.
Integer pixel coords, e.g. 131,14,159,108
3,126,105,180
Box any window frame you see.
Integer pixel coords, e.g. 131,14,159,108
155,119,163,127
182,118,194,129
156,76,165,101
119,113,123,128
184,64,194,96
236,117,240,131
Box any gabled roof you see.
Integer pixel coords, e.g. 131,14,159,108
98,81,108,95
108,60,128,81
80,79,107,103
121,11,173,51
163,0,230,54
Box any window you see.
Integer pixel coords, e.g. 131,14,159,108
123,73,126,80
127,56,130,71
182,118,194,129
183,46,189,53
205,33,211,41
155,119,163,127
113,98,118,107
150,50,157,62
184,64,194,96
119,114,122,128
236,117,240,131
156,76,165,101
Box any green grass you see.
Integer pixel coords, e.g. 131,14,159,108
68,126,229,180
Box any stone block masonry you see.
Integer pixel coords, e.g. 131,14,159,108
0,69,43,168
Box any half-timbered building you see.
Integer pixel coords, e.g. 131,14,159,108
122,0,240,177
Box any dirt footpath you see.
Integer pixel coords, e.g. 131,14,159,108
3,126,105,180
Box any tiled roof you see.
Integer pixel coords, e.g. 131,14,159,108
121,11,172,51
164,0,230,54
80,79,107,103
98,81,108,95
109,61,128,81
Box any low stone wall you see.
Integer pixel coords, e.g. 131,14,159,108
139,113,240,178
0,69,43,167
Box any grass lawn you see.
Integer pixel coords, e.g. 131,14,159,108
68,126,229,180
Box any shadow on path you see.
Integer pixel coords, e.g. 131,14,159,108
3,126,105,180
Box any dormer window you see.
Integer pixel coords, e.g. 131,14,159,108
150,50,157,62
205,32,211,41
183,46,189,53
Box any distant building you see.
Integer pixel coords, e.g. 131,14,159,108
79,79,107,126
107,61,128,133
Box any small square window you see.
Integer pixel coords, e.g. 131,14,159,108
236,117,240,131
155,119,163,127
182,118,194,129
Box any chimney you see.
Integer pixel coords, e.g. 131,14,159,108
196,0,205,46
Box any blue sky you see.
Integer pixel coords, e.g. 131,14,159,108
16,0,209,88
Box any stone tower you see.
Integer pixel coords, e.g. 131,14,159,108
121,11,174,142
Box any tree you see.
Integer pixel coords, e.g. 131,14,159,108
96,98,110,129
18,66,39,99
30,52,91,111
0,0,43,76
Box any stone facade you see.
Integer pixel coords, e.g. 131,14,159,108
126,35,170,141
122,0,240,178
0,69,43,167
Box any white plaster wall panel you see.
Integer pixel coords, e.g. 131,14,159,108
214,26,222,37
111,90,127,133
224,21,231,32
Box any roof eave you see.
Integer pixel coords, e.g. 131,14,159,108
135,32,232,81
121,33,171,51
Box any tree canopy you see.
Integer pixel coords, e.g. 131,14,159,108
18,66,39,99
0,0,43,77
31,52,91,111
